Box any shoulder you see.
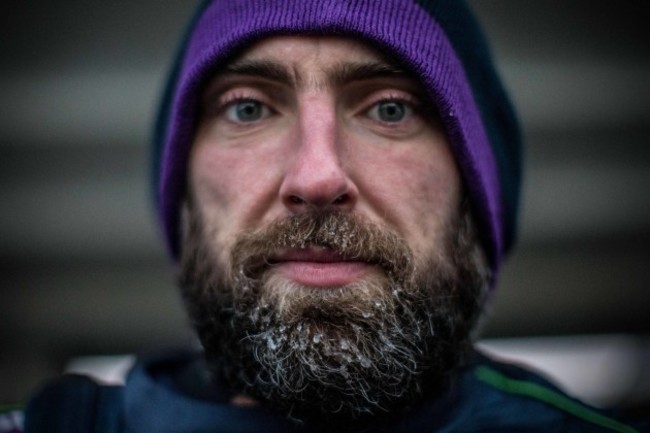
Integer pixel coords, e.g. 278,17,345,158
455,350,645,432
23,374,124,433
20,349,200,433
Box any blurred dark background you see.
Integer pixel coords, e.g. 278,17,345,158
1,0,649,411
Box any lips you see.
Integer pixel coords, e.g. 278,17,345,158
270,246,352,263
268,246,375,287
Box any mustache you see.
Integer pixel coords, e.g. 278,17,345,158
230,211,415,283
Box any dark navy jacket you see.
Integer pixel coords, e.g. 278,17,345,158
23,349,645,432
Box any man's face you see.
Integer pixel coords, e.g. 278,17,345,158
182,35,487,421
189,35,462,277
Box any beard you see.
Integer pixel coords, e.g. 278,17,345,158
179,201,489,423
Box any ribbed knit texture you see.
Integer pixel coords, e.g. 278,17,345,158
153,0,522,281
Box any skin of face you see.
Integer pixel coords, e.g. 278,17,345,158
188,35,462,288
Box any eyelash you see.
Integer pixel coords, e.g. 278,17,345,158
362,92,420,125
211,89,275,125
209,88,423,128
218,90,261,110
367,92,419,110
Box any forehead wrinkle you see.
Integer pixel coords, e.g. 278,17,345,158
291,63,307,90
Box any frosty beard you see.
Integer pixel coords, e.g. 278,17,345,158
180,203,488,423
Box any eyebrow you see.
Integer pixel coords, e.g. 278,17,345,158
327,62,407,87
222,60,294,85
219,59,408,89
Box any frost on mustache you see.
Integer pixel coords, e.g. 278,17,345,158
232,211,414,284
224,212,440,418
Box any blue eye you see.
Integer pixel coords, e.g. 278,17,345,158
225,100,269,123
369,101,411,122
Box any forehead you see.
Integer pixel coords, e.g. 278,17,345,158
237,35,387,64
206,35,421,93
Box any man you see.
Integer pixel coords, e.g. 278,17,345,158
20,0,645,432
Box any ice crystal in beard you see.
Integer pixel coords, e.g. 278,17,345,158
180,207,488,423
229,272,434,419
213,212,432,418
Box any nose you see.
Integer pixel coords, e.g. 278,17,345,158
279,99,358,212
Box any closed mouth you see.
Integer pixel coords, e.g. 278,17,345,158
267,246,376,287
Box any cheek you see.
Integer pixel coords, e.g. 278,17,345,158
189,117,290,211
353,142,461,252
188,148,238,259
412,162,460,236
189,143,283,252
191,147,245,216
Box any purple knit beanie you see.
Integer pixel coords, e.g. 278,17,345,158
153,0,522,281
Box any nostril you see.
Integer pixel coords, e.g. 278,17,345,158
289,195,305,205
286,193,349,208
